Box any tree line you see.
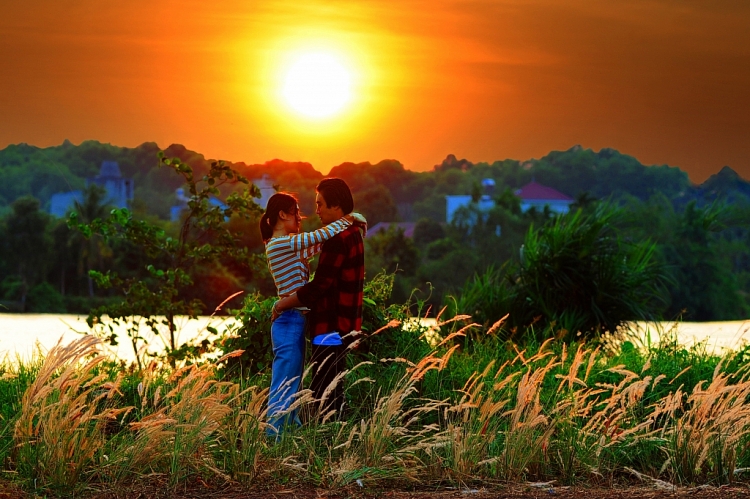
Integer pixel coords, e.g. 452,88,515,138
0,141,748,321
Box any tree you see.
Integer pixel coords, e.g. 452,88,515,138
48,218,76,297
1,197,51,310
663,201,745,320
365,226,419,277
413,218,445,247
447,205,670,340
354,185,399,226
71,153,263,367
570,191,598,212
72,185,113,297
495,188,522,216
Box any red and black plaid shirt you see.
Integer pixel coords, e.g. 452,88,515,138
297,225,365,340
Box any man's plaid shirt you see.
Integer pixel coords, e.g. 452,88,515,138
297,224,365,340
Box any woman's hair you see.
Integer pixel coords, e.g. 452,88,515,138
317,177,354,214
260,192,298,242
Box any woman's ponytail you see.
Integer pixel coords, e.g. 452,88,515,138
260,213,273,242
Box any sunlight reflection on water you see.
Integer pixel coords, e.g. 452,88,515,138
0,314,748,364
0,313,236,363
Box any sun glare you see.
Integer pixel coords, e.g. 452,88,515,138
282,52,352,119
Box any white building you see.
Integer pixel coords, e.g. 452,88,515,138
49,161,133,217
445,195,495,224
253,174,276,209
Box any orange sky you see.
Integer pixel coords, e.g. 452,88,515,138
1,0,749,182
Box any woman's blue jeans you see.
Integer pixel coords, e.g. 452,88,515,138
267,309,306,436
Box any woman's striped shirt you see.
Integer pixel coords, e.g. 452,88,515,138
265,217,352,297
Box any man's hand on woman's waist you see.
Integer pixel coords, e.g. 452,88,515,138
272,292,303,322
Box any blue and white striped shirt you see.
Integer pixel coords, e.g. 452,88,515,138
265,218,351,296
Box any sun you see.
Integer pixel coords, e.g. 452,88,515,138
281,52,353,119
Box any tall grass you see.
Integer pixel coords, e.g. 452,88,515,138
101,359,237,486
13,336,128,492
4,321,750,495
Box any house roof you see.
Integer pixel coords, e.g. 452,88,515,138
515,181,573,201
366,222,416,239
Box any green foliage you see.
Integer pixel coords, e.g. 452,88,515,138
0,197,52,310
412,218,445,247
71,185,114,297
445,264,514,330
71,153,263,367
447,205,669,341
0,140,748,321
27,282,65,313
0,275,21,300
365,228,421,304
365,226,419,277
216,293,274,376
516,205,669,337
418,246,479,301
494,187,522,215
354,184,399,226
360,271,406,335
618,197,749,320
663,201,745,320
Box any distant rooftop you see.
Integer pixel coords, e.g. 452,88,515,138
515,181,573,201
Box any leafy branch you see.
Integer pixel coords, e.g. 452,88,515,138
69,153,264,368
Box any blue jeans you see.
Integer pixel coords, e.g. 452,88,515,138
267,309,306,436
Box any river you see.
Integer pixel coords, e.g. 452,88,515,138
0,313,237,363
0,313,749,363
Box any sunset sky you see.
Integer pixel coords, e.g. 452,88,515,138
1,0,749,182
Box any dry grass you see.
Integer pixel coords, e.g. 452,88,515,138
653,361,750,484
9,326,750,495
101,353,240,485
13,335,129,490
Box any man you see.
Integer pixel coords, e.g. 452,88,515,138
272,178,365,417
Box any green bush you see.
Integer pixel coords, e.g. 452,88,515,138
517,205,668,338
358,271,412,356
27,282,65,313
447,205,669,341
217,293,274,377
0,276,21,301
444,264,516,346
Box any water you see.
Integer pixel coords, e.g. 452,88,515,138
628,320,750,353
0,313,236,363
0,313,749,363
402,318,750,354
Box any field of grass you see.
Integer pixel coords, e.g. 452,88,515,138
2,315,750,497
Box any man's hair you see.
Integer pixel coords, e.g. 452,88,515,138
317,177,354,214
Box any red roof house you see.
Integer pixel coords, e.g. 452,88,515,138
514,181,574,214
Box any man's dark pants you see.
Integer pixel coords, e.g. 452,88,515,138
310,343,347,417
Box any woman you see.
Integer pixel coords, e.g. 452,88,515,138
260,192,363,435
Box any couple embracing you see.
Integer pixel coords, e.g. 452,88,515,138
260,178,366,436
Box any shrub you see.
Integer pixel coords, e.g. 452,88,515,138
516,205,668,338
445,264,515,330
448,205,669,341
13,336,128,493
27,282,65,313
217,293,275,377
